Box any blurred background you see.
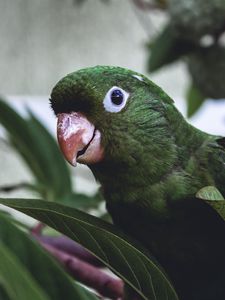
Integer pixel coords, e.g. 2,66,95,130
0,0,224,204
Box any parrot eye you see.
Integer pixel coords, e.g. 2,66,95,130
103,86,129,113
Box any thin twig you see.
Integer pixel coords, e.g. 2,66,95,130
0,182,34,193
31,223,103,267
31,225,142,299
31,222,46,235
33,234,104,267
41,242,124,299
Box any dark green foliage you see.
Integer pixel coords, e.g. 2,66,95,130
187,45,225,99
0,285,11,300
168,0,225,41
147,24,196,72
146,0,225,116
0,198,179,300
0,214,98,300
0,244,49,300
0,99,112,299
0,99,72,201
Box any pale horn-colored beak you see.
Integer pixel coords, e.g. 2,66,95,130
57,112,104,166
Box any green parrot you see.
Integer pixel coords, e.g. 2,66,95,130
50,66,225,300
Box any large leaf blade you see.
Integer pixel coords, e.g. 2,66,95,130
0,214,98,300
0,243,50,300
0,99,45,185
27,112,72,200
0,285,10,300
0,198,179,300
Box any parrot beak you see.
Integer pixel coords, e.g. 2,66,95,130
57,112,104,166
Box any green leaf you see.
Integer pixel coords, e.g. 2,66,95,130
196,186,225,201
0,99,72,201
0,214,98,300
65,191,104,210
0,99,45,184
0,243,50,300
0,285,10,300
0,198,179,300
186,84,205,118
196,186,225,220
27,113,72,199
147,24,196,72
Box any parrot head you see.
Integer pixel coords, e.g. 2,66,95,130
50,66,178,186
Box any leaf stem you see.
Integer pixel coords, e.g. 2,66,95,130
41,242,124,299
31,222,46,235
33,234,104,267
0,182,34,193
31,223,123,298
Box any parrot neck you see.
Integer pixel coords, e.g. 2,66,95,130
90,105,210,218
90,160,171,217
165,103,209,152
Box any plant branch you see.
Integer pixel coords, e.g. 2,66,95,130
41,242,124,299
31,222,104,267
0,182,34,193
31,225,142,299
33,234,104,267
31,222,46,235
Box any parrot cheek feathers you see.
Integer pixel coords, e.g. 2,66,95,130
57,112,104,166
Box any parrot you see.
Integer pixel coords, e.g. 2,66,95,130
50,66,225,300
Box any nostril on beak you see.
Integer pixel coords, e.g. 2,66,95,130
65,116,70,128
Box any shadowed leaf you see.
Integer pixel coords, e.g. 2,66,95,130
147,24,196,72
0,244,50,300
0,99,72,201
0,198,179,300
186,84,205,118
0,285,10,300
27,112,72,200
0,214,98,300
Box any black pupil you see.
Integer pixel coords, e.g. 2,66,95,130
111,89,124,105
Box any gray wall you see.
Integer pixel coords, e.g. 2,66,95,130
0,0,187,97
0,0,146,94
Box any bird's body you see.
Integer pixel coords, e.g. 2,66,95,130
50,66,225,300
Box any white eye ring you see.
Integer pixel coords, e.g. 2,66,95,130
103,86,129,113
